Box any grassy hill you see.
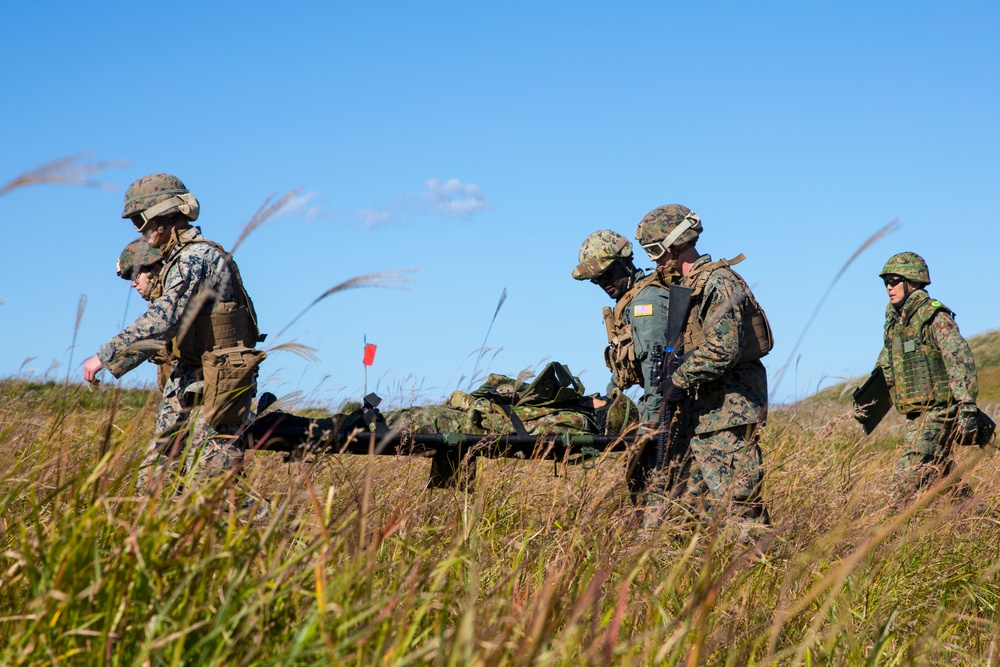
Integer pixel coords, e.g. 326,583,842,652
0,348,999,663
804,328,1000,406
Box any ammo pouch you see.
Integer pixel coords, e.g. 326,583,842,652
201,346,267,425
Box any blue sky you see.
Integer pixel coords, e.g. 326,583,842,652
2,2,998,409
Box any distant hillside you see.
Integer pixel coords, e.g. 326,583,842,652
802,329,1000,406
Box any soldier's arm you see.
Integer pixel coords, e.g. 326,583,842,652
928,311,978,407
97,253,208,377
876,346,894,388
671,275,744,391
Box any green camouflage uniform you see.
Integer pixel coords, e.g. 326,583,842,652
670,254,768,520
99,227,253,490
876,289,978,497
386,368,639,489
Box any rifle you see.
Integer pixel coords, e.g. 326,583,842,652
650,284,695,490
241,392,640,490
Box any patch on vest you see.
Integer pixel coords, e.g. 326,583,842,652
633,304,653,317
903,340,916,353
931,300,942,307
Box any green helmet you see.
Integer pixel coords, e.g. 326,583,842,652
572,230,633,280
121,173,200,227
116,236,162,280
880,252,930,285
635,204,702,250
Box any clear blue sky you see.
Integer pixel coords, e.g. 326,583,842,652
2,1,998,409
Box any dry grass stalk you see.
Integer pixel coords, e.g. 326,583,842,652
0,153,126,196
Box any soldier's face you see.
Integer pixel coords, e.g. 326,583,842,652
132,271,152,297
142,222,168,248
593,264,631,300
884,275,907,305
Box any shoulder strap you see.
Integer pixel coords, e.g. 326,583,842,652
160,238,264,342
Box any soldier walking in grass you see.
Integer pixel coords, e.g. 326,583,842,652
115,237,171,391
872,252,984,502
83,173,266,493
635,204,772,530
572,229,683,505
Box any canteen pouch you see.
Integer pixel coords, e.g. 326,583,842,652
201,346,267,425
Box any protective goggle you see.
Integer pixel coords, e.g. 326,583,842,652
883,275,905,287
640,241,669,261
640,211,700,260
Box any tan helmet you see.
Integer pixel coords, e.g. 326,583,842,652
635,204,702,259
880,252,931,285
121,173,200,230
572,230,632,280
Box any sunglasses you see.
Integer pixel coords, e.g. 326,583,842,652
641,241,669,261
883,275,905,287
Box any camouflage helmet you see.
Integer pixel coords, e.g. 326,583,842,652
116,236,162,280
635,204,702,256
880,252,930,285
121,173,200,228
572,230,633,281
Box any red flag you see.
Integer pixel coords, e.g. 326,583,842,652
363,343,377,366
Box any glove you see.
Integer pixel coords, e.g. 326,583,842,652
955,409,979,446
662,381,686,405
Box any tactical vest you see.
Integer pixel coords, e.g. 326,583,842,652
602,268,676,388
159,238,264,366
884,292,952,413
680,254,773,362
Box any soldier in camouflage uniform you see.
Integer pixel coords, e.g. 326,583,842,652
83,174,265,492
572,230,680,502
636,205,770,527
115,237,171,390
874,252,980,500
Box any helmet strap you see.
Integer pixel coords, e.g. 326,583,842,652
661,212,701,249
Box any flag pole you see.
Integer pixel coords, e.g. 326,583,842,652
364,334,368,396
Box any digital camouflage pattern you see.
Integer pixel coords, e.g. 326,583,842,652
880,251,931,285
663,254,768,521
876,288,979,497
133,365,245,491
686,425,767,519
121,173,199,221
98,227,244,377
671,255,768,434
572,229,633,281
98,226,251,490
117,236,162,280
635,204,702,248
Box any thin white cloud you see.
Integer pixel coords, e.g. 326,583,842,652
424,178,490,216
355,178,490,228
358,208,395,228
278,191,339,222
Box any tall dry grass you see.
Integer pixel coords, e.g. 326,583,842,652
0,380,998,665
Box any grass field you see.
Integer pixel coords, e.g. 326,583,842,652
0,347,998,667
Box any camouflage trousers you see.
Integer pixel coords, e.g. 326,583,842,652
686,424,767,522
890,404,959,501
135,363,245,493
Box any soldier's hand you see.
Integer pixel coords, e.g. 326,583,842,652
83,355,104,385
955,410,979,446
662,381,686,405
